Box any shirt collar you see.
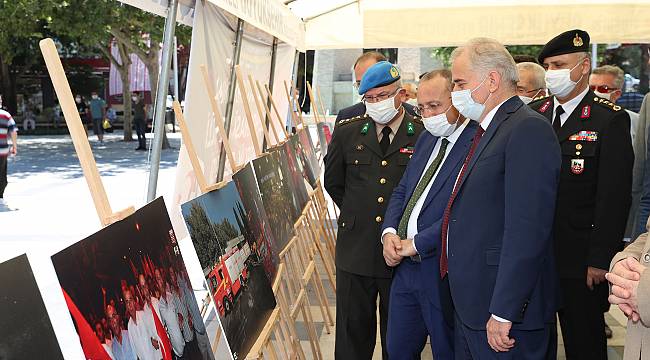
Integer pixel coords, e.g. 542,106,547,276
444,118,470,144
553,86,589,115
376,108,405,136
480,97,511,131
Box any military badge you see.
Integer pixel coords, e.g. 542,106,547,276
390,66,399,79
400,146,415,155
361,122,369,135
571,158,585,174
540,99,552,113
407,122,415,136
573,34,583,47
580,105,591,119
356,144,364,151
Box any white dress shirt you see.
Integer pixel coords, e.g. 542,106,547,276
381,119,470,253
552,86,590,127
127,309,162,360
159,289,186,357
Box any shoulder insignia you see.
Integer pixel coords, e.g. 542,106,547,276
532,94,550,102
411,115,422,124
336,114,368,127
592,96,622,112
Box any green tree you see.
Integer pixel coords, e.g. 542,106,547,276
431,45,544,68
185,202,221,271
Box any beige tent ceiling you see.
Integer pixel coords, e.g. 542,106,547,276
121,0,650,49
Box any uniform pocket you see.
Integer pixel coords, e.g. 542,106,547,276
345,153,371,181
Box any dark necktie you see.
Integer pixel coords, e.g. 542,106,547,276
440,126,485,278
553,105,564,133
380,126,392,154
397,139,450,239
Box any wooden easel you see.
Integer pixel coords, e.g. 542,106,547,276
253,79,284,144
199,65,239,175
264,83,291,138
305,81,321,125
283,81,303,129
234,66,262,157
172,101,232,193
40,38,134,227
237,68,275,149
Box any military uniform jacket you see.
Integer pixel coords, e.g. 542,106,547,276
529,90,633,279
324,111,424,278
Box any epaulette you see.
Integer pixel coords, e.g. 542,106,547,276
592,96,622,112
336,114,368,127
411,115,422,123
529,94,551,104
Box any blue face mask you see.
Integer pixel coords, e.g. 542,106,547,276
451,76,492,121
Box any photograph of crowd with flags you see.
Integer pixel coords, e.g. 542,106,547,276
51,198,214,360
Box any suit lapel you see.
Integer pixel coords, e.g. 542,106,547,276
457,96,523,192
420,121,477,213
556,91,593,142
361,121,383,157
385,111,415,157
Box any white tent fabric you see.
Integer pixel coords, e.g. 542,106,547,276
294,0,650,49
170,0,295,242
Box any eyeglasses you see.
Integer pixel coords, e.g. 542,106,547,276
413,100,450,117
362,88,402,103
590,85,620,94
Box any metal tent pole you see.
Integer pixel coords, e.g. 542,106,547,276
172,36,179,133
146,0,179,202
262,37,279,150
215,18,245,182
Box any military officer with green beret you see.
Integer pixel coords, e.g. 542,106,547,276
324,61,424,359
530,29,633,359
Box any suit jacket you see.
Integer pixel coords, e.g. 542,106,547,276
381,120,476,306
324,110,424,278
633,94,650,238
610,218,650,360
448,96,561,330
530,90,633,278
335,102,417,125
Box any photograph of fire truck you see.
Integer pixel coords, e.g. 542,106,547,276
181,182,276,360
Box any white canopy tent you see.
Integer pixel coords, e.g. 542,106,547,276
122,0,650,50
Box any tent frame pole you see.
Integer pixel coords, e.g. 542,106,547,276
146,0,179,202
216,18,245,182
263,37,279,151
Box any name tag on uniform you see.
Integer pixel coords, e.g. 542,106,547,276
400,147,415,155
569,131,598,141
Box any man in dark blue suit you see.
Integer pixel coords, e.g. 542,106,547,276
336,51,417,124
444,38,561,358
381,70,477,359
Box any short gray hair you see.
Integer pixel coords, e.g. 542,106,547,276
592,65,625,89
420,69,453,92
451,38,519,88
517,62,547,90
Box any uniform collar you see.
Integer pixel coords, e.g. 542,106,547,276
553,86,589,116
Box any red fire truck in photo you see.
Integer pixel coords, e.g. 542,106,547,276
207,236,251,316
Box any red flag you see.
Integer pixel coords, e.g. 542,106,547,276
62,288,112,360
149,304,173,360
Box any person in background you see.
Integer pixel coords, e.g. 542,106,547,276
124,288,162,360
607,216,650,360
325,61,424,359
512,54,539,64
0,94,17,212
634,94,650,241
530,29,633,359
133,92,147,151
76,94,89,136
516,62,547,104
155,268,186,359
53,100,62,128
618,80,645,113
95,320,115,359
335,52,417,124
402,82,418,106
89,91,106,143
107,303,136,360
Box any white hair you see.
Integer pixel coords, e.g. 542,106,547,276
517,62,547,90
451,38,519,88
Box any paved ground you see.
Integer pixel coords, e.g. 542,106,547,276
0,130,630,359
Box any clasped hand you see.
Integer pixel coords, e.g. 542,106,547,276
382,233,417,267
606,257,646,322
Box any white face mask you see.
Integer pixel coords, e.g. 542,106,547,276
451,76,491,121
422,105,459,137
91,95,98,100
406,98,418,106
545,61,584,98
519,96,534,104
594,91,611,101
366,92,400,125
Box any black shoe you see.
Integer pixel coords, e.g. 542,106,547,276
605,324,613,338
135,146,147,151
